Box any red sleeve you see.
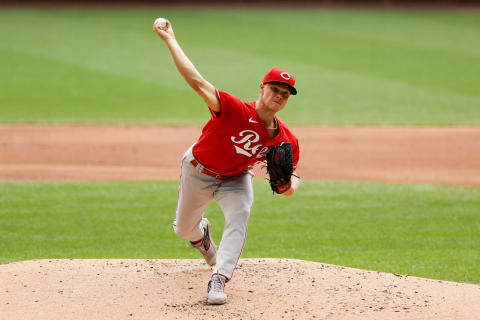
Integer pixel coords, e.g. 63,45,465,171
277,120,300,170
292,137,300,170
209,89,244,120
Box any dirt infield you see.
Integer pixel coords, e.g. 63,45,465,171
1,259,479,320
1,124,480,185
2,124,480,319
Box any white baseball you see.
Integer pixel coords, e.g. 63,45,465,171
154,17,167,30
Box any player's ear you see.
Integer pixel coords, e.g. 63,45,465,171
259,83,265,93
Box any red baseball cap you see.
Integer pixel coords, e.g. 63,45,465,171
262,68,297,95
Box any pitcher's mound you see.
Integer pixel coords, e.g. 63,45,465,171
1,259,479,319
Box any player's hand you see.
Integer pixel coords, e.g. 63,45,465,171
153,19,175,42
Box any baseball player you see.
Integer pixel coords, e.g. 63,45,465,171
153,18,300,305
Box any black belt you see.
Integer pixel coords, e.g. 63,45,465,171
190,160,229,181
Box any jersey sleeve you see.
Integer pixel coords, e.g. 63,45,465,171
210,89,245,120
292,137,300,170
275,119,300,170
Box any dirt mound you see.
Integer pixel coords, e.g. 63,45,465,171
1,259,479,319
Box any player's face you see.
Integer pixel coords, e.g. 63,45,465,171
260,83,291,112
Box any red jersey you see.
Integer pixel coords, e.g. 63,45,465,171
192,90,300,177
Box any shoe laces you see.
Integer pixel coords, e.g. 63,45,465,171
211,275,225,292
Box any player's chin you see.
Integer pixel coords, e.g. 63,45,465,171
271,101,285,111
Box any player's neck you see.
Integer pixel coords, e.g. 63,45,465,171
255,100,276,129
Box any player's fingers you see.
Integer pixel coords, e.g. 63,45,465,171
154,22,166,32
153,24,165,36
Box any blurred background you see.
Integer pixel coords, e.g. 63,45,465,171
1,0,480,125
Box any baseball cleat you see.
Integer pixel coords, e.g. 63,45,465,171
191,218,216,266
207,274,227,305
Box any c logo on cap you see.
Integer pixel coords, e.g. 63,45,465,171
280,72,291,80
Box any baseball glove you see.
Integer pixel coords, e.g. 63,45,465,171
266,142,294,194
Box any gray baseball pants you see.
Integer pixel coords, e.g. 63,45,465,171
173,145,254,279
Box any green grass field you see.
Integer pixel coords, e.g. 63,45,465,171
0,7,479,284
1,8,480,124
1,180,479,283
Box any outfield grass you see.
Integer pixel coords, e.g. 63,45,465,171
1,8,479,125
1,6,479,286
1,180,478,284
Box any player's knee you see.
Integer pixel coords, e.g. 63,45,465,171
172,220,192,238
227,204,251,224
239,203,252,218
173,224,189,238
172,219,183,237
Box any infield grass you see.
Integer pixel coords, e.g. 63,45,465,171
1,8,480,125
1,180,479,284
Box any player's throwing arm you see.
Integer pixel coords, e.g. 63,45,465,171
153,17,220,112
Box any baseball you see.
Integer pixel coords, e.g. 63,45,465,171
154,17,167,30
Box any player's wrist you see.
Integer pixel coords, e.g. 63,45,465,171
277,181,292,194
164,36,177,45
